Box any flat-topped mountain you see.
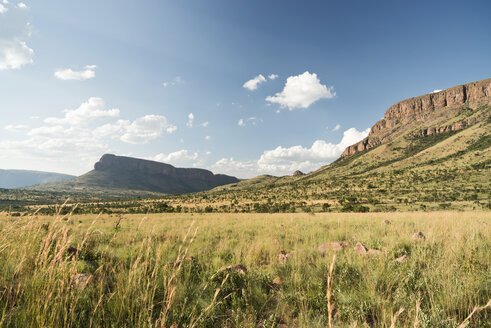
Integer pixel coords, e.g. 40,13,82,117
30,154,239,195
342,78,491,157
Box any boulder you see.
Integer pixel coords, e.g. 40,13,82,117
293,170,305,177
71,273,92,290
318,241,349,253
354,242,368,255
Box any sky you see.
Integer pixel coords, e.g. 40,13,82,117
1,0,490,178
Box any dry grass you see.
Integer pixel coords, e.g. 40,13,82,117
0,211,489,327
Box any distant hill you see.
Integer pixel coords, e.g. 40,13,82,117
0,169,75,189
30,154,240,195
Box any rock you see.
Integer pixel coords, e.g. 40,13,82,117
412,232,426,241
354,242,368,255
395,255,409,263
381,219,391,225
318,241,349,253
272,276,282,285
218,264,247,275
71,273,92,290
367,249,383,256
341,78,491,158
293,170,305,177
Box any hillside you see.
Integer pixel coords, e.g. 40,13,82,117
153,78,490,213
0,169,75,189
30,154,240,195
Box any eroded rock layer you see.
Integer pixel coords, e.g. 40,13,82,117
342,78,491,157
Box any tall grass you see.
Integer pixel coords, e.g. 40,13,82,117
0,211,489,327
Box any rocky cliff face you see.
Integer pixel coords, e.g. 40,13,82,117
341,78,491,157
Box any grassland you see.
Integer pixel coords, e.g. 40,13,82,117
1,211,489,327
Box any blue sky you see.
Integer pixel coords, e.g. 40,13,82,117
1,0,490,178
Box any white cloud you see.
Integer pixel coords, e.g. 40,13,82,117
153,149,198,164
120,115,177,144
0,4,7,13
266,71,335,109
4,124,28,131
205,135,211,141
162,76,183,87
44,97,120,125
0,98,178,174
432,89,442,93
186,113,194,128
211,127,369,178
201,121,209,127
0,39,34,70
54,65,96,80
17,2,27,9
243,74,267,91
268,74,278,80
237,117,261,127
332,124,340,131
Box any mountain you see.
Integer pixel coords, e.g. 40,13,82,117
0,169,75,189
30,154,240,195
342,78,491,157
186,78,490,212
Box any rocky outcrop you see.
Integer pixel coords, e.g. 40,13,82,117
292,170,305,177
95,154,237,185
342,78,491,157
86,154,240,194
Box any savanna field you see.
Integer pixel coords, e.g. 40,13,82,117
0,211,489,327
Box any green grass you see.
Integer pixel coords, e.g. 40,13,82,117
1,211,489,327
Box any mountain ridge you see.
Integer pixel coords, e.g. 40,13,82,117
30,154,240,195
341,78,491,157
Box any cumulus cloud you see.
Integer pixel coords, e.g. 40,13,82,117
0,4,34,70
243,74,267,91
211,127,369,178
201,121,209,127
186,113,194,127
432,89,442,93
238,118,244,126
153,150,198,164
0,98,178,174
44,97,120,125
17,2,27,9
268,74,278,80
332,124,341,131
54,65,96,80
120,115,176,144
266,71,335,109
205,135,211,141
0,39,34,70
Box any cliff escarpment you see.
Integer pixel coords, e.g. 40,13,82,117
342,78,491,157
30,154,240,195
